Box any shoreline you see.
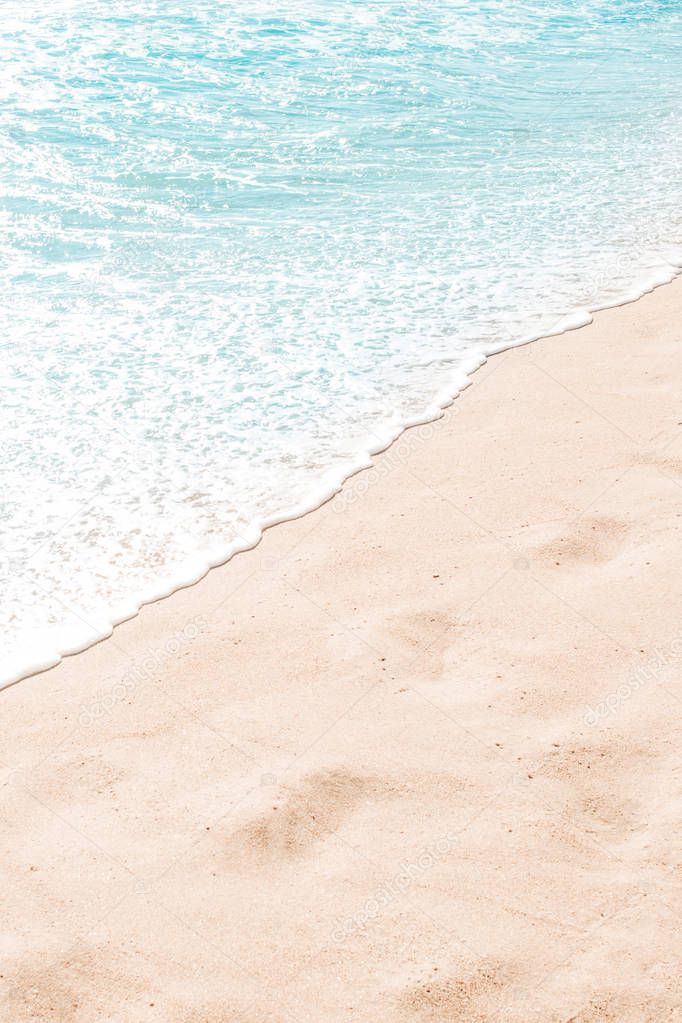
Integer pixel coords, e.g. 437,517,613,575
2,273,682,1020
4,256,681,693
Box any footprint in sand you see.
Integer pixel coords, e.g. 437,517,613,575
397,958,518,1022
535,516,629,566
225,769,378,864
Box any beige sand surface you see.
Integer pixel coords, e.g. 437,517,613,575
2,279,682,1022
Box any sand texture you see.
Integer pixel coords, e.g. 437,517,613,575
2,279,682,1022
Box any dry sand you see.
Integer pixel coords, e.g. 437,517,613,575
2,278,682,1022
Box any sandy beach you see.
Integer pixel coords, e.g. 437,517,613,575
2,277,682,1022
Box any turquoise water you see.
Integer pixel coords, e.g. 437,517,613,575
2,1,682,685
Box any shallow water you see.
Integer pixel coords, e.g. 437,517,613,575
2,0,682,685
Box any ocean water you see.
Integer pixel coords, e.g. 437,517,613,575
2,0,682,686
